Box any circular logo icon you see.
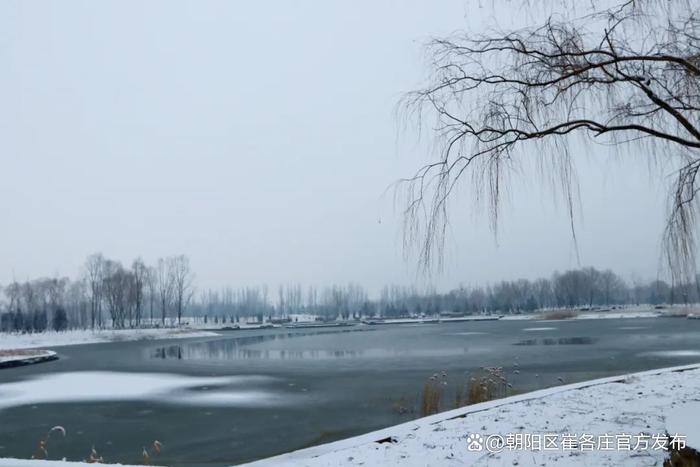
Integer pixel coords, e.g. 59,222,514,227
467,433,484,451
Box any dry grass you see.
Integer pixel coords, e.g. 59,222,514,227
454,381,470,408
420,372,447,416
464,367,509,405
142,440,163,465
31,426,65,460
28,424,162,465
418,368,511,417
86,445,103,464
541,309,578,320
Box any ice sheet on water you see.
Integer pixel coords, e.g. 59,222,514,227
640,350,700,358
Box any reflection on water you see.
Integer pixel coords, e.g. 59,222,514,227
153,344,371,360
151,330,468,361
514,337,598,346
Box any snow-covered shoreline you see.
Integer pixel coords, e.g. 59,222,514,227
0,460,151,467
0,349,57,368
0,359,697,466
241,363,700,467
501,308,663,321
0,328,219,352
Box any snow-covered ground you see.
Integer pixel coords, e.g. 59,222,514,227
501,308,662,321
0,350,57,367
0,460,148,467
365,309,662,324
572,310,661,320
242,363,700,467
666,401,700,448
0,328,219,351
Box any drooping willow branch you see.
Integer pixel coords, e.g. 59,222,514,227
401,0,700,279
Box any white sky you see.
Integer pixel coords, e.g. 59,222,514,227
0,1,670,294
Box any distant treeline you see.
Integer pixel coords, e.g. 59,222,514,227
0,253,194,333
0,255,696,333
192,268,688,321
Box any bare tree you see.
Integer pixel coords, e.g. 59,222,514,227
169,255,195,325
5,281,21,315
85,253,105,329
66,279,89,328
102,260,135,328
155,258,174,326
131,259,147,327
403,0,700,276
145,265,157,325
45,277,68,327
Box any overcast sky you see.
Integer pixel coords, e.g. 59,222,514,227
0,1,669,294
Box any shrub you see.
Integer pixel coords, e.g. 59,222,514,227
541,309,578,320
420,372,447,416
461,367,509,406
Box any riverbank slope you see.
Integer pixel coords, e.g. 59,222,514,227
241,363,700,467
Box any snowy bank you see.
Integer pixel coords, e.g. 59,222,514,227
0,328,219,351
571,309,660,320
0,459,150,467
241,363,700,467
500,309,661,321
0,349,57,368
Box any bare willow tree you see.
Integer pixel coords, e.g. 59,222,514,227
403,0,699,278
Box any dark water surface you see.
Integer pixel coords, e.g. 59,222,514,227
1,317,700,466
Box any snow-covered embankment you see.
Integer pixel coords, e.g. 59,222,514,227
0,328,219,352
241,363,700,467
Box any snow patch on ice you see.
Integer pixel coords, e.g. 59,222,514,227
0,371,290,410
640,350,700,358
445,332,487,336
0,329,219,351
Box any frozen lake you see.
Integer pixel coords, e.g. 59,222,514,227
1,317,700,466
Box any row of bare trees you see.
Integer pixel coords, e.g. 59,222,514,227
2,260,698,332
386,268,699,316
84,253,195,329
191,267,698,321
401,268,692,316
0,278,72,333
192,283,371,322
0,253,194,333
